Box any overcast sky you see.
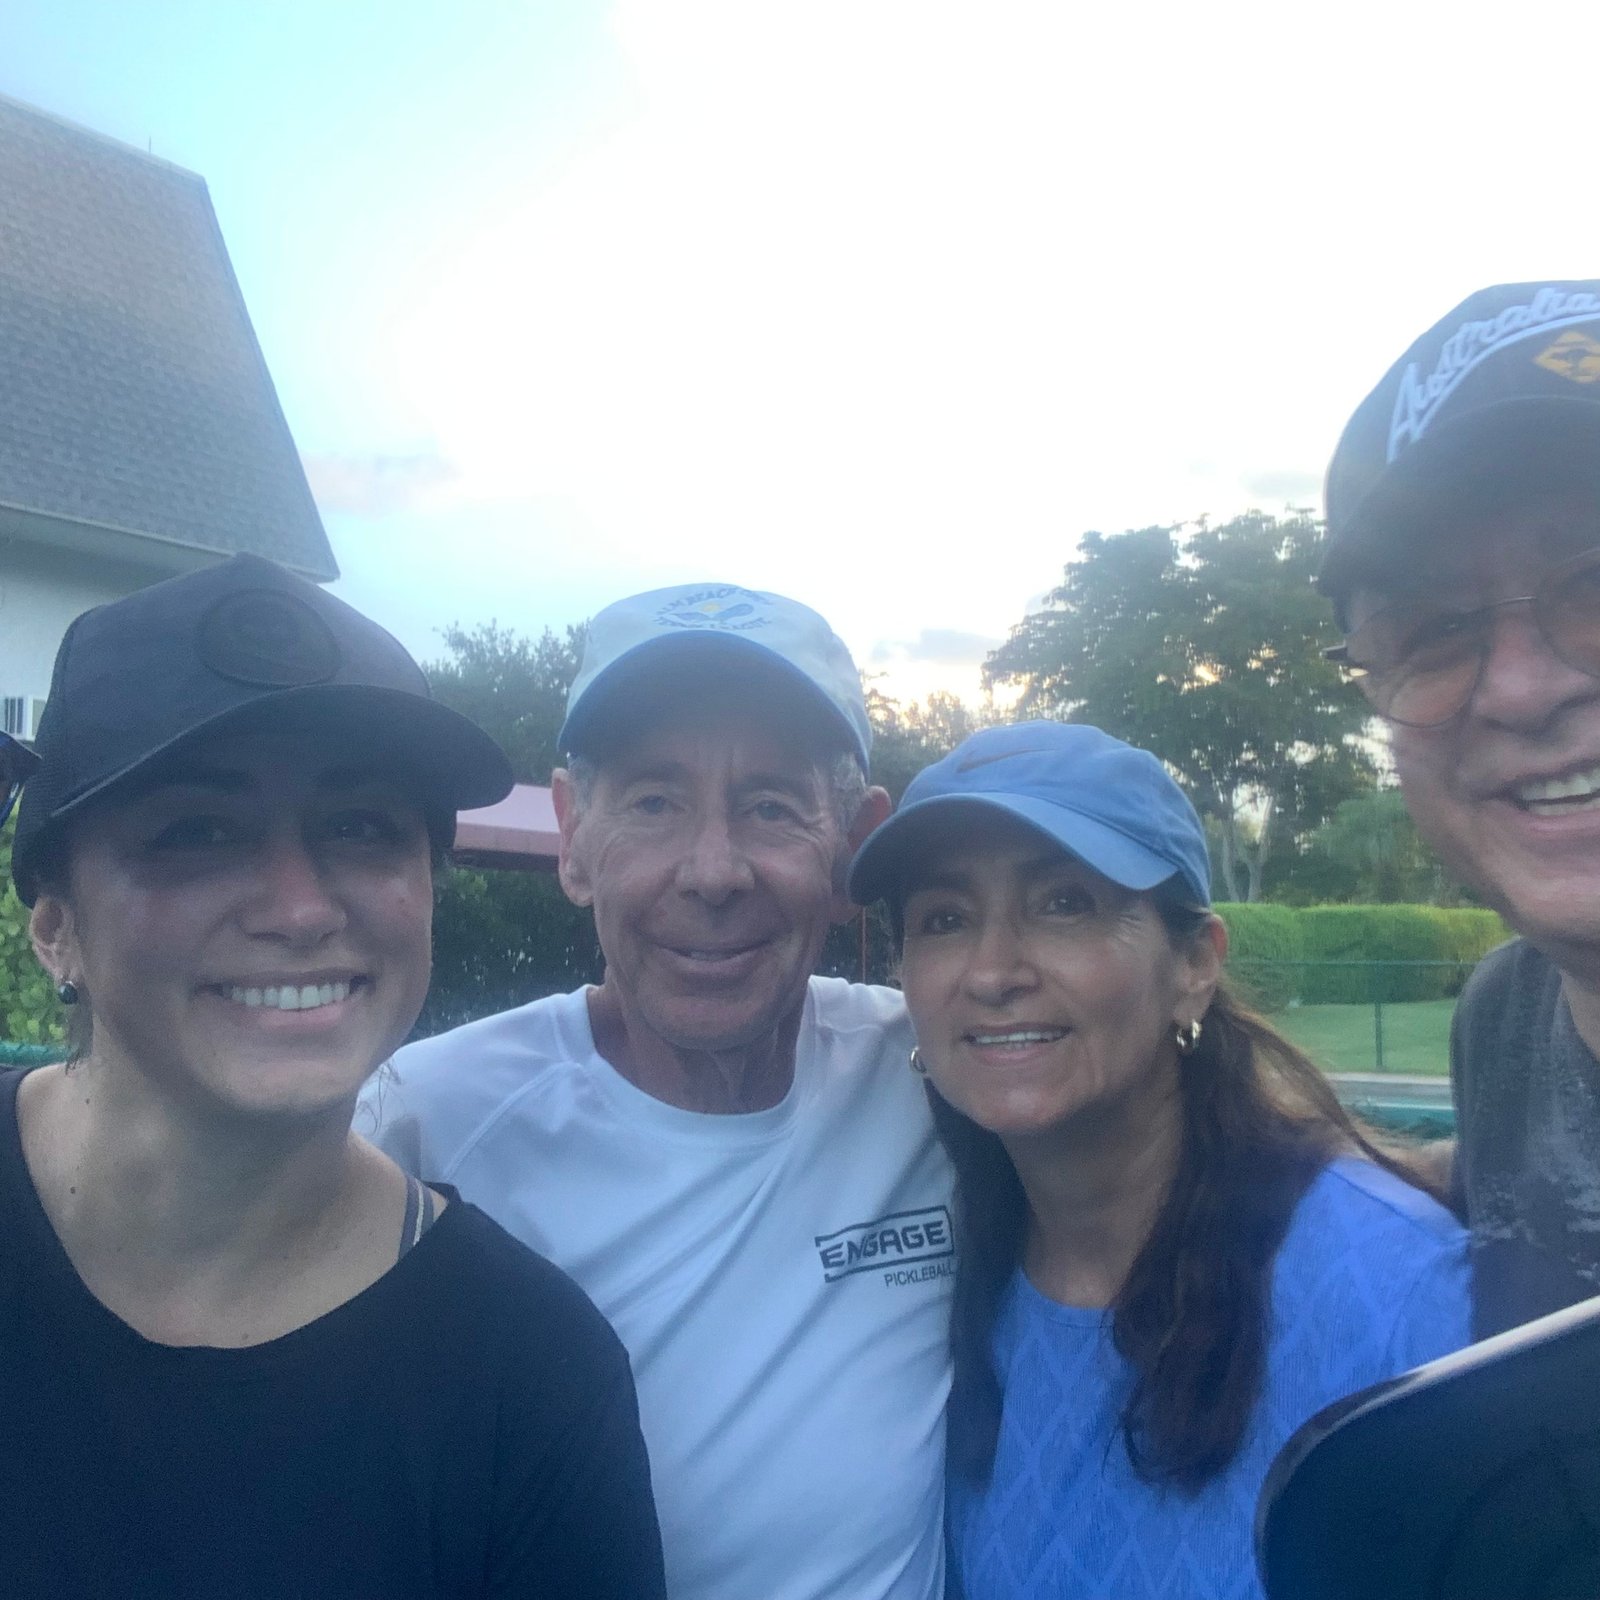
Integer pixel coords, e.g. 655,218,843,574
4,1,1598,703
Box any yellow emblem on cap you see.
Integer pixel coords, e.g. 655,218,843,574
1534,329,1600,385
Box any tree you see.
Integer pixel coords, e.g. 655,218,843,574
416,621,600,1036
984,512,1375,901
865,686,993,803
424,622,587,784
815,685,997,984
1268,788,1464,906
0,820,64,1050
413,868,602,1037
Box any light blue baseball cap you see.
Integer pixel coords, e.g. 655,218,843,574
559,582,872,767
848,720,1211,907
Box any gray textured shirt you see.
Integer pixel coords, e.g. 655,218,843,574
1452,938,1600,1337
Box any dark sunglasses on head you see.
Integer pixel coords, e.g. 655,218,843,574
1325,544,1600,729
0,730,39,831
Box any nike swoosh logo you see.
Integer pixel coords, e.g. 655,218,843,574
956,748,1051,772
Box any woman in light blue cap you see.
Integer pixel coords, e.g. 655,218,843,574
848,722,1473,1600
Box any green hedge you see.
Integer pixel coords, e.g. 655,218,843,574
1216,902,1509,1007
1432,908,1511,991
416,866,602,1039
1214,903,1304,1011
1296,906,1445,1002
1296,905,1509,1003
0,820,65,1050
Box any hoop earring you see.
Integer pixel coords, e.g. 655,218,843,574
909,1047,928,1077
1175,1018,1202,1056
56,980,79,1007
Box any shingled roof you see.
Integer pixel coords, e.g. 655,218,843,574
0,95,336,579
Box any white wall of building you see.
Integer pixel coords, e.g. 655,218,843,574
0,537,164,725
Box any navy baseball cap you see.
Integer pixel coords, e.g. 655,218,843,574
559,582,872,768
12,553,514,905
848,720,1211,908
1322,280,1600,605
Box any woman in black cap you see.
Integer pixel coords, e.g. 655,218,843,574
0,555,664,1599
848,721,1472,1600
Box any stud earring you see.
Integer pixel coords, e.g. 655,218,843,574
1175,1018,1202,1056
909,1047,928,1077
56,980,80,1007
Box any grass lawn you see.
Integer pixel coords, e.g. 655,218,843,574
1271,999,1456,1076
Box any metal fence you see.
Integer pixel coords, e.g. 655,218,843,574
0,958,1473,1137
1225,957,1468,1137
1225,957,1476,1074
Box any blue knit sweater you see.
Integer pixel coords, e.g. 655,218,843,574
948,1158,1472,1599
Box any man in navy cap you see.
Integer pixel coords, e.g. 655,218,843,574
362,584,953,1600
1318,281,1600,1336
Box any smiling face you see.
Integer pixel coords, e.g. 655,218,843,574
555,698,878,1062
1353,490,1600,960
29,729,435,1122
896,814,1219,1143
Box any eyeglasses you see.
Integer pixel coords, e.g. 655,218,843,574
1325,545,1600,729
0,731,37,831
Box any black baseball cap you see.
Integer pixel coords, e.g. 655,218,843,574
11,554,513,905
1321,280,1600,609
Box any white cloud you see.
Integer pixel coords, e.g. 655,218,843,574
344,0,1600,700
303,451,459,517
1243,468,1322,506
872,627,1001,669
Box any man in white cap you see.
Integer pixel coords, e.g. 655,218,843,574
1319,281,1600,1336
362,584,953,1600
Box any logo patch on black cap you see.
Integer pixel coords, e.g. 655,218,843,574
1387,286,1600,460
196,589,340,688
1534,330,1600,385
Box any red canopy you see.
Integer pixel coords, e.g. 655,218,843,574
452,783,560,872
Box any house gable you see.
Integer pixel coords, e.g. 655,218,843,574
0,94,336,581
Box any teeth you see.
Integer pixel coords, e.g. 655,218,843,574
1516,764,1600,812
970,1029,1066,1046
226,981,351,1011
1525,793,1600,816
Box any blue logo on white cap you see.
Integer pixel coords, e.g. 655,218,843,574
561,579,872,766
656,586,773,633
